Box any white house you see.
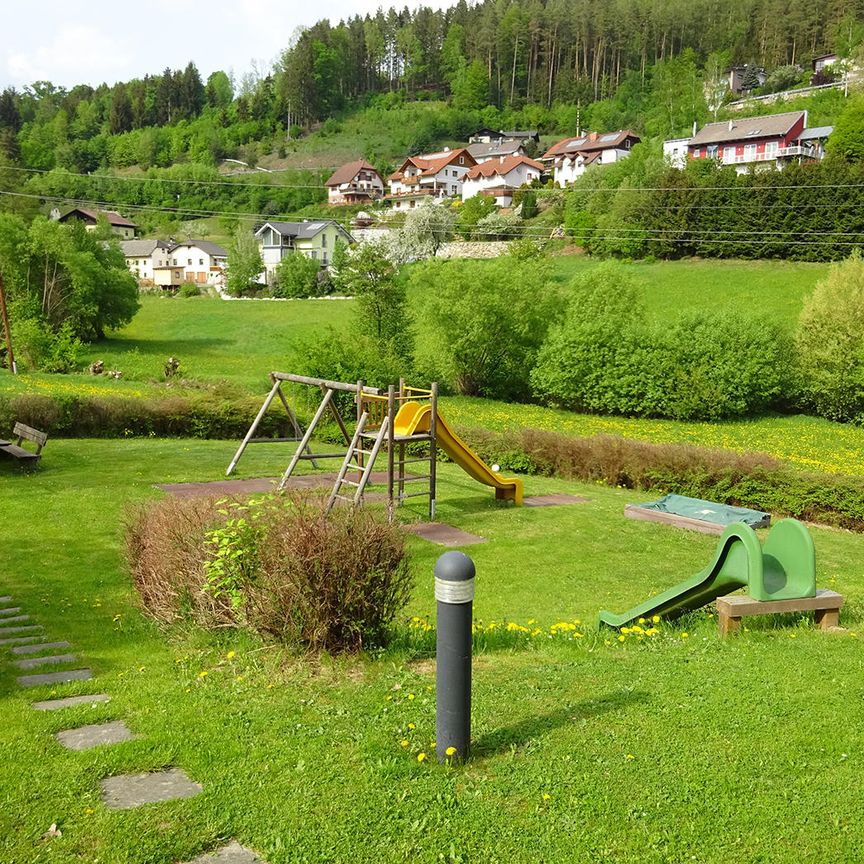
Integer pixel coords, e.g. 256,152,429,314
254,220,353,281
168,241,228,286
325,160,385,205
387,148,477,209
120,239,173,283
461,155,544,207
663,137,692,169
120,238,227,287
541,130,641,187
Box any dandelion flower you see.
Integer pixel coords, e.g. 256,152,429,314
417,752,427,763
542,793,551,801
226,650,236,660
445,746,457,757
407,694,415,701
198,670,208,678
400,739,410,748
408,722,416,730
681,632,689,639
638,618,646,624
618,635,625,642
625,753,635,760
652,615,660,623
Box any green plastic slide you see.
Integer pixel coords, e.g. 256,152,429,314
598,518,816,629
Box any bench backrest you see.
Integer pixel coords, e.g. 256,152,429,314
13,422,48,453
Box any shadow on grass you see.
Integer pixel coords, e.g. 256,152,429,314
90,337,233,355
471,688,650,758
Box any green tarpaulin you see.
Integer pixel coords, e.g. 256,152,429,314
637,494,770,528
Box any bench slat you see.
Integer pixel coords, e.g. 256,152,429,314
12,422,48,447
1,444,39,460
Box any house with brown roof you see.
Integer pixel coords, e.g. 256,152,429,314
325,160,384,205
461,155,544,207
387,148,477,210
541,130,641,187
685,110,811,173
56,207,139,239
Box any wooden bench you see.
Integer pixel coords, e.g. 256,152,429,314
715,589,844,637
0,422,47,467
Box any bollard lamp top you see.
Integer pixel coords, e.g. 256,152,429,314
434,550,476,583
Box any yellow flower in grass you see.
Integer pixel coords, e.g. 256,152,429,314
445,746,457,757
400,739,410,748
618,635,625,643
417,752,427,763
198,670,208,678
226,650,236,660
681,632,689,639
652,615,661,623
625,753,635,761
407,723,416,730
542,793,551,801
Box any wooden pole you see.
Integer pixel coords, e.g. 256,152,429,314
387,384,395,523
226,378,282,475
0,272,16,374
398,377,406,506
430,382,438,521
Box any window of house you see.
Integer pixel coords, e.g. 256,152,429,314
310,250,317,259
459,157,464,164
321,233,327,247
199,259,204,265
172,258,177,265
707,145,718,159
744,143,757,161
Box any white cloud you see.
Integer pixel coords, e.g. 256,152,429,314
7,24,133,87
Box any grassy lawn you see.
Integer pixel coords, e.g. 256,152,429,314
2,439,864,862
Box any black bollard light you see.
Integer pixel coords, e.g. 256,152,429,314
435,550,475,763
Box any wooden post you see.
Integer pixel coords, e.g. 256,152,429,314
0,272,16,374
717,609,740,638
277,388,335,490
398,377,406,506
355,379,365,480
387,384,395,522
816,608,840,630
429,382,438,521
226,378,282,475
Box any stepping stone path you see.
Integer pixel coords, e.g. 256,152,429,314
15,653,79,670
404,522,487,546
56,720,135,751
0,634,42,646
33,693,111,711
0,607,22,615
11,640,72,655
18,668,93,688
100,769,203,810
0,625,43,636
0,615,32,624
185,841,265,863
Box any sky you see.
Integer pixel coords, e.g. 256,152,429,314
3,0,456,91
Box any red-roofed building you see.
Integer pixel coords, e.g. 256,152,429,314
541,130,640,187
461,155,544,207
325,160,384,205
387,148,477,209
56,207,139,239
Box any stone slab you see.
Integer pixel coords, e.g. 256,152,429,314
0,625,43,636
11,641,72,655
523,494,590,507
184,841,266,864
0,596,12,603
0,635,42,646
403,522,487,547
0,615,30,624
18,668,92,688
0,607,22,615
33,693,111,711
100,768,203,810
56,720,135,751
15,653,78,670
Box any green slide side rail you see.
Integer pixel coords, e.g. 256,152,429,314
598,519,817,629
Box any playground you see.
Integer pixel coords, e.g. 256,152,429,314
2,382,864,861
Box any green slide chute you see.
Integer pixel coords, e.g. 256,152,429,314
598,519,816,629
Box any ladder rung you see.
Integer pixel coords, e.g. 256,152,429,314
397,457,433,467
400,490,432,500
400,475,430,484
333,494,353,502
341,479,362,488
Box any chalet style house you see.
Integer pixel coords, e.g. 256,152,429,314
461,155,544,207
325,160,384,205
254,220,353,280
466,129,539,163
55,207,139,239
120,239,227,288
387,148,477,209
665,111,832,173
541,130,641,187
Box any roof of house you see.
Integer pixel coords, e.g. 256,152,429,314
59,207,138,228
500,130,539,141
169,240,228,257
325,160,381,187
542,130,640,159
465,155,544,180
389,148,475,180
120,239,171,257
467,140,525,160
689,111,806,146
256,220,351,241
797,125,833,141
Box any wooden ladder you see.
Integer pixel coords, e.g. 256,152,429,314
325,413,390,512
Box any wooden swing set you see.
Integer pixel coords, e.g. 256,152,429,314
226,373,439,519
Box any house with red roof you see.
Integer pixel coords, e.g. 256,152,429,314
387,148,477,210
325,160,384,205
461,155,545,207
541,130,641,187
56,207,139,239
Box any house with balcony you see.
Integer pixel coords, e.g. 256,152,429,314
325,160,384,205
541,130,641,187
461,155,545,207
168,241,228,286
387,148,477,210
56,207,139,239
684,111,827,173
254,220,353,281
120,239,173,284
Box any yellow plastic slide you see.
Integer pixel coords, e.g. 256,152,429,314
393,401,523,505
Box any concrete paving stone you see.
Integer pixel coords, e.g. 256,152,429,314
0,625,43,636
18,668,92,688
403,522,487,547
11,641,72,655
33,693,111,711
0,596,12,603
0,607,22,615
100,768,203,810
184,841,266,863
0,635,42,646
0,615,30,624
56,720,135,751
15,653,78,670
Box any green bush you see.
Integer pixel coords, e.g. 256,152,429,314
271,251,321,299
179,282,201,298
126,492,412,652
795,252,864,421
10,316,82,373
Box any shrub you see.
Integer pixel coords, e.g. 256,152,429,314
179,282,201,298
125,492,412,652
271,251,321,299
795,252,864,421
474,210,522,241
10,316,82,373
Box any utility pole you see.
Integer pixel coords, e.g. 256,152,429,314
0,271,16,374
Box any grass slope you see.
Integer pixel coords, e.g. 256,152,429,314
1,440,864,863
